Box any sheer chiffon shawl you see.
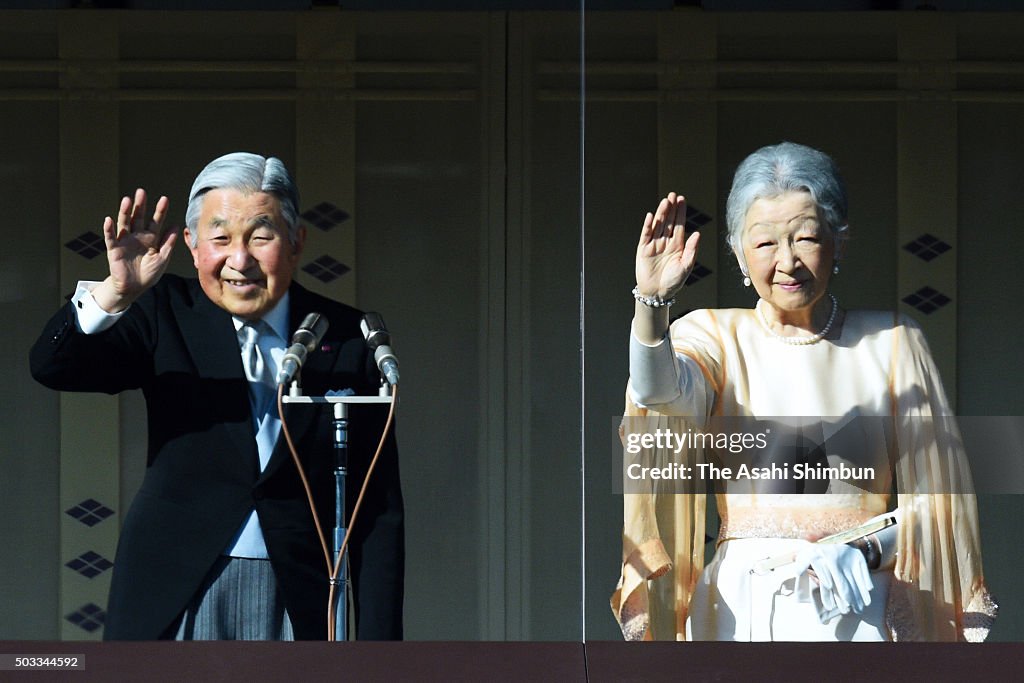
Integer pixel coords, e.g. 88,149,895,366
611,309,996,641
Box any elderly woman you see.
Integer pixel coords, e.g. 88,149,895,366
613,142,996,642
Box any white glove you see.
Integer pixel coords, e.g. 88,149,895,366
793,543,873,623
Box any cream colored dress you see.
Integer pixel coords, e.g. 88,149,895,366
613,308,996,641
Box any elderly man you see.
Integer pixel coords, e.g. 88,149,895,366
30,153,404,641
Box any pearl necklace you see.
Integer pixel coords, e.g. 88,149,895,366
756,294,839,346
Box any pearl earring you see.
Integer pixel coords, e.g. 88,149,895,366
743,276,751,287
833,263,840,275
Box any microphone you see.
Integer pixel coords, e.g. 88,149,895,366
277,312,330,385
360,312,400,386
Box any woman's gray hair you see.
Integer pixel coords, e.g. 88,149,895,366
184,152,301,247
725,142,848,274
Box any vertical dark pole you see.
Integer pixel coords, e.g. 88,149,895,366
333,400,349,641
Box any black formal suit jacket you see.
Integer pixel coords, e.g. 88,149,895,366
30,275,404,640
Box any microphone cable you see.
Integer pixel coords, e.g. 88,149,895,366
276,379,399,642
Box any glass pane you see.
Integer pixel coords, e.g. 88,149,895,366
581,6,1023,644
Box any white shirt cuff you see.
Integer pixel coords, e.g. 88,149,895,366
71,281,126,334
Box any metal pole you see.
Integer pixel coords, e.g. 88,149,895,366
332,400,349,641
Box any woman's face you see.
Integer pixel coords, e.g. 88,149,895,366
739,190,836,317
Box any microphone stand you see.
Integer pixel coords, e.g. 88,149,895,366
283,377,394,641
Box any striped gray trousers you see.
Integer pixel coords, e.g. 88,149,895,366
173,556,294,640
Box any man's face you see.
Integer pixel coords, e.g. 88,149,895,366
184,188,305,320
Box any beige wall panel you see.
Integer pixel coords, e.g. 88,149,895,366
356,95,486,639
354,12,489,637
582,93,659,639
117,10,295,71
582,11,663,642
0,101,61,640
956,104,1024,416
352,11,583,641
521,13,584,641
897,15,958,405
716,11,896,62
296,13,356,306
896,100,958,397
958,103,1024,642
57,13,121,641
